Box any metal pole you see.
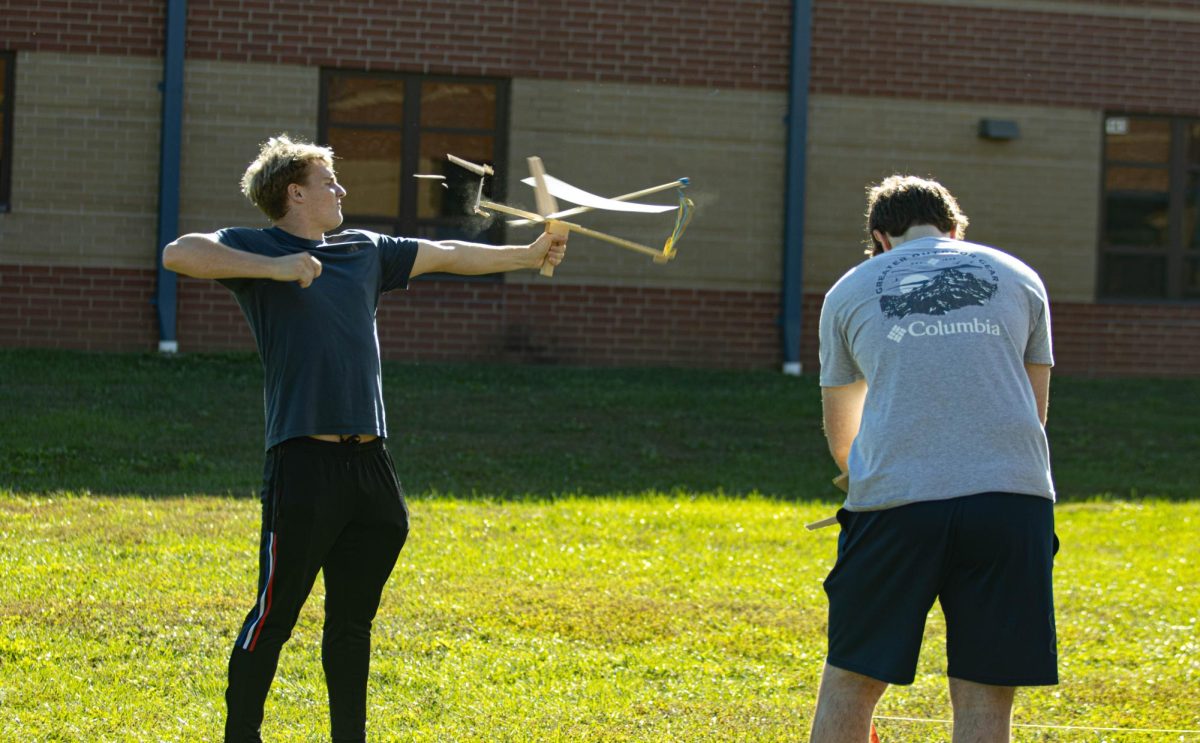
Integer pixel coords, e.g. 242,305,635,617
780,0,813,375
153,0,186,353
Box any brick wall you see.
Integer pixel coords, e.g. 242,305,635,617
0,1,164,56
4,1,1200,109
1051,303,1200,378
922,0,1200,14
4,264,1197,376
0,264,158,350
811,1,1200,115
3,1,1199,377
175,273,782,368
0,0,793,90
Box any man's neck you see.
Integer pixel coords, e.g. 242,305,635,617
272,215,325,242
889,225,951,249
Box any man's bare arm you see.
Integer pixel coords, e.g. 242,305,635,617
411,230,566,277
1024,362,1051,425
162,233,322,288
821,379,868,475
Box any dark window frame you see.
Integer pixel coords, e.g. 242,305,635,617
0,51,15,213
317,69,510,269
1098,113,1200,302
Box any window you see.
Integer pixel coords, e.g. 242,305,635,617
1100,115,1200,300
0,52,14,212
318,70,509,245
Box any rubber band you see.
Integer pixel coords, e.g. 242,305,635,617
662,188,694,258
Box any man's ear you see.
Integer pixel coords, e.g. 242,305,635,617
289,183,304,203
871,229,892,252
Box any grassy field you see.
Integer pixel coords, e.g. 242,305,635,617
1,350,1199,741
2,349,1198,500
2,495,1196,741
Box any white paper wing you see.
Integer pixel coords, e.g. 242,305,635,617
520,175,676,214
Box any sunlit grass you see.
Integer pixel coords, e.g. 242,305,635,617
2,494,1196,741
3,350,1197,739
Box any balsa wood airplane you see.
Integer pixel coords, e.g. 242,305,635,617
445,153,693,277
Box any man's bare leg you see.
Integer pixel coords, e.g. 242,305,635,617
809,663,888,743
949,677,1015,743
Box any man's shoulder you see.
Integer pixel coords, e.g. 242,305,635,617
950,239,1027,266
825,255,881,299
325,228,379,243
324,229,418,250
216,226,276,249
957,240,1045,282
216,226,258,239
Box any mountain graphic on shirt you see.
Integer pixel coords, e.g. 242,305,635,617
880,267,998,318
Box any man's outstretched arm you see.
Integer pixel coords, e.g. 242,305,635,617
410,230,566,278
821,379,868,475
162,233,322,287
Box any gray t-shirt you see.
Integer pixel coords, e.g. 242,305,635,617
818,236,1054,511
216,226,418,449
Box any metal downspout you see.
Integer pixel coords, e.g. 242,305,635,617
153,0,186,353
781,0,813,375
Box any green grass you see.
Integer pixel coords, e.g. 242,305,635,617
1,350,1198,740
1,495,1197,741
1,349,1198,499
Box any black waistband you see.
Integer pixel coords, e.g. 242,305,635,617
276,436,385,457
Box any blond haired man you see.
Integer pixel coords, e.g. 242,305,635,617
163,134,566,742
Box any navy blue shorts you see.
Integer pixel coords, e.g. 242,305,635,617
823,492,1058,686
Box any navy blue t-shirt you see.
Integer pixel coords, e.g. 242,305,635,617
216,226,418,449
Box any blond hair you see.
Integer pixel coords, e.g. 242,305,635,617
240,134,334,221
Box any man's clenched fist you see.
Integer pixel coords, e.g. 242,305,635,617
274,252,323,288
531,230,568,270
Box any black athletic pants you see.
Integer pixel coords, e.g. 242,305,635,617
224,436,409,743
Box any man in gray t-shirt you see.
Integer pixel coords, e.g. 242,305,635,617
808,176,1058,743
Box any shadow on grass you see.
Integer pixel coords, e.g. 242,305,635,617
2,350,1197,501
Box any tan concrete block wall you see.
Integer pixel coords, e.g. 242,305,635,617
805,94,1100,302
0,51,161,268
177,60,318,234
0,53,318,268
2,57,1102,305
507,78,788,292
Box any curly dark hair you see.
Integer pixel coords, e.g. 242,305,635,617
864,175,969,256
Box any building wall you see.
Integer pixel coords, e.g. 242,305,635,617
177,59,319,235
811,0,1200,115
805,95,1101,302
2,0,1199,377
6,262,1198,377
507,78,786,291
0,52,161,267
